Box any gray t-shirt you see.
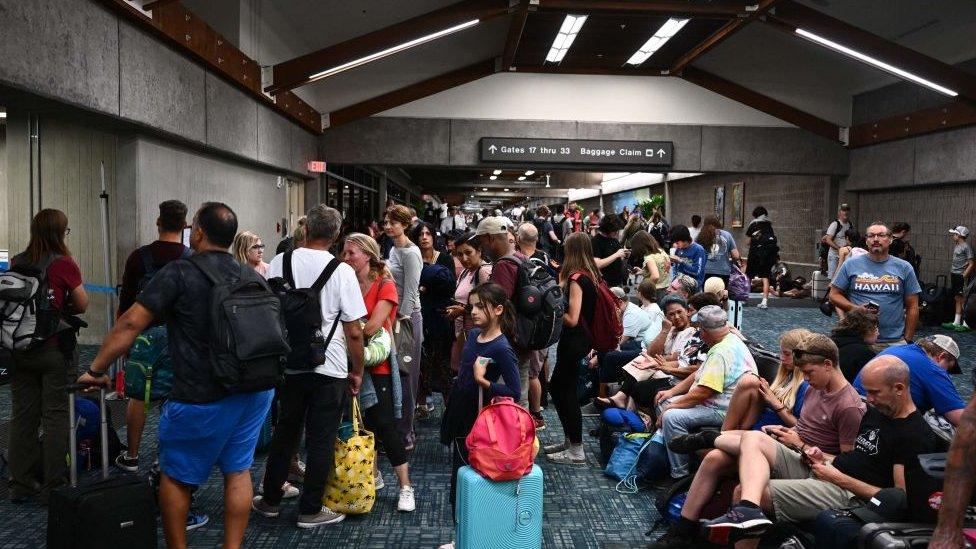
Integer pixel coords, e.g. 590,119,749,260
826,220,851,250
832,254,922,342
387,244,422,315
704,233,734,276
951,242,974,274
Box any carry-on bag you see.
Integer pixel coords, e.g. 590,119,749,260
47,385,157,549
858,523,935,548
324,397,376,515
455,464,543,549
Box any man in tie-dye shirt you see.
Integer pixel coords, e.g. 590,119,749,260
656,305,757,478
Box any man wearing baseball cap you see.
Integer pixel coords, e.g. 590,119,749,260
854,333,966,426
943,225,973,332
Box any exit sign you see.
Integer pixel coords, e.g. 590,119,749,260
307,161,327,173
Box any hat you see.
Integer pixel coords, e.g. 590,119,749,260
474,216,511,236
928,334,961,374
703,277,726,295
610,287,627,300
851,487,909,523
949,226,970,238
696,305,727,330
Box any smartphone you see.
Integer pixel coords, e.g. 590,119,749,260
865,301,880,312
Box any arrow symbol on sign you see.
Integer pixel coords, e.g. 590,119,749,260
488,145,498,154
656,149,666,158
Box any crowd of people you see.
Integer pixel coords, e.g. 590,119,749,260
2,195,974,549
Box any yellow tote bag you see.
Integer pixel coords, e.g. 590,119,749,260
324,397,376,514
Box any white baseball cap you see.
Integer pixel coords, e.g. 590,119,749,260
949,226,970,238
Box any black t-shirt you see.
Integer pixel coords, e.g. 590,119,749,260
832,408,941,489
118,241,190,318
137,251,244,403
564,272,597,337
534,218,554,252
592,233,626,287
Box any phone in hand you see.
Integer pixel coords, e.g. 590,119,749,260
865,301,880,312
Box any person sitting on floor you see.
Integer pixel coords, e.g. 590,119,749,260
853,334,965,426
650,333,864,549
653,306,757,484
636,278,665,327
831,309,879,383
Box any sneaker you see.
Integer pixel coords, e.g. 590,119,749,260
185,511,209,531
397,485,416,512
941,322,958,330
704,503,772,541
543,440,568,454
297,506,345,528
114,451,139,473
288,459,306,484
953,324,971,332
667,430,720,454
257,482,300,499
757,302,768,310
251,495,280,518
437,542,455,549
646,524,695,549
547,448,586,465
374,472,385,491
415,405,429,420
532,414,546,431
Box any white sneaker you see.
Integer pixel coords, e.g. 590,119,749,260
256,482,300,499
374,472,385,491
437,542,455,549
397,485,416,512
757,301,768,310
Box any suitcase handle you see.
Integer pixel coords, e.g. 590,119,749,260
67,384,110,487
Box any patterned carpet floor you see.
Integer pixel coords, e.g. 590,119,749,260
0,300,972,548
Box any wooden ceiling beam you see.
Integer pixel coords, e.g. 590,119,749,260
849,101,976,148
142,0,180,10
514,65,665,76
501,0,531,70
267,0,510,94
765,1,976,102
681,67,842,142
669,0,784,75
326,59,499,128
536,0,743,18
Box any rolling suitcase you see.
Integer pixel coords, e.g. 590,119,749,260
455,464,543,549
858,523,935,548
47,385,157,549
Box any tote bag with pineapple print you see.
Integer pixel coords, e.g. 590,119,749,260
324,397,376,514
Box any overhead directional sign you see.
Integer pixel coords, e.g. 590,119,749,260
480,137,673,166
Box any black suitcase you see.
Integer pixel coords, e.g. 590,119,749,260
858,523,935,548
920,275,953,326
47,385,157,549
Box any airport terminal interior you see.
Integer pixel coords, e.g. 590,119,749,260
2,0,976,547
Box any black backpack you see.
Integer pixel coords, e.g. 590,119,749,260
749,220,779,259
136,245,192,293
496,256,564,351
190,254,290,393
268,251,343,372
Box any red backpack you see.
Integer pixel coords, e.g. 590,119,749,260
465,396,536,481
569,271,623,353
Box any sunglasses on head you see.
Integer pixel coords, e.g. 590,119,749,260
792,348,826,361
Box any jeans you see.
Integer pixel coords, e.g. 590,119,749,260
661,405,725,477
262,373,346,515
599,342,641,383
362,374,407,468
550,331,590,444
397,310,424,448
813,508,862,549
8,344,72,500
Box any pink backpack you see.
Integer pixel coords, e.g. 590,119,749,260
465,396,536,481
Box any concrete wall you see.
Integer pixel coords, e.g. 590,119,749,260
0,125,6,249
668,173,833,278
848,125,976,192
0,0,316,177
321,117,849,175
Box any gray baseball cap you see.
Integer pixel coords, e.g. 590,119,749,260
696,305,727,330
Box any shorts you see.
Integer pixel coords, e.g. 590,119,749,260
769,477,859,523
771,441,811,480
159,389,274,486
951,273,965,296
528,350,544,380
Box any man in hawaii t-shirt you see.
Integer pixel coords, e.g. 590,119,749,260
830,222,921,345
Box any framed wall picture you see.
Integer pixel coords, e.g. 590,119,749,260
731,183,744,228
714,186,725,226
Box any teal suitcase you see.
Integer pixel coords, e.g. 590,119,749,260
455,464,543,549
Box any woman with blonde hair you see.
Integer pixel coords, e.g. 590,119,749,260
545,232,601,465
232,230,270,278
341,232,415,512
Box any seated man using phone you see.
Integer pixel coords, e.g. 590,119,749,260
649,334,865,549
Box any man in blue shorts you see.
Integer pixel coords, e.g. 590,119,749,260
79,202,271,549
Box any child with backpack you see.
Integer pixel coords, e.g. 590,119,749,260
439,282,520,549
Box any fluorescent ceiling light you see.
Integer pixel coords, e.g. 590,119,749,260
0,112,6,119
482,187,488,191
504,188,510,191
518,176,527,181
489,175,497,180
626,18,689,66
524,170,535,176
492,169,502,175
546,15,587,64
795,28,958,97
308,19,480,82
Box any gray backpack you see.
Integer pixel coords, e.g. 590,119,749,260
0,254,62,351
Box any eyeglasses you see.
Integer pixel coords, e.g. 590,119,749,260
865,232,891,239
250,244,266,250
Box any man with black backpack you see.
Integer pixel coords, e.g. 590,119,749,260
78,202,289,549
252,204,367,529
822,203,852,280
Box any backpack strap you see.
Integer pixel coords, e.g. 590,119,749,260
139,246,156,279
188,254,225,286
283,249,295,288
314,258,345,353
180,246,193,259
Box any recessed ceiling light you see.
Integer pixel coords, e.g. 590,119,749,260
307,19,480,83
489,175,497,180
0,112,7,119
344,185,349,189
492,169,502,175
482,187,488,191
795,28,957,97
518,176,526,181
546,15,587,63
504,188,510,192
626,18,689,66
524,170,535,176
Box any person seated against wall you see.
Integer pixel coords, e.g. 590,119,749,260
655,306,758,484
667,329,813,456
831,309,879,383
649,334,865,549
853,334,966,426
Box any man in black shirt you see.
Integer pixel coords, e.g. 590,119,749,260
592,214,629,288
79,203,272,549
702,355,942,548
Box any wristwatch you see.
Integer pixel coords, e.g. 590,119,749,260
86,368,107,378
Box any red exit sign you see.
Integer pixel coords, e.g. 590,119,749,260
307,161,327,173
